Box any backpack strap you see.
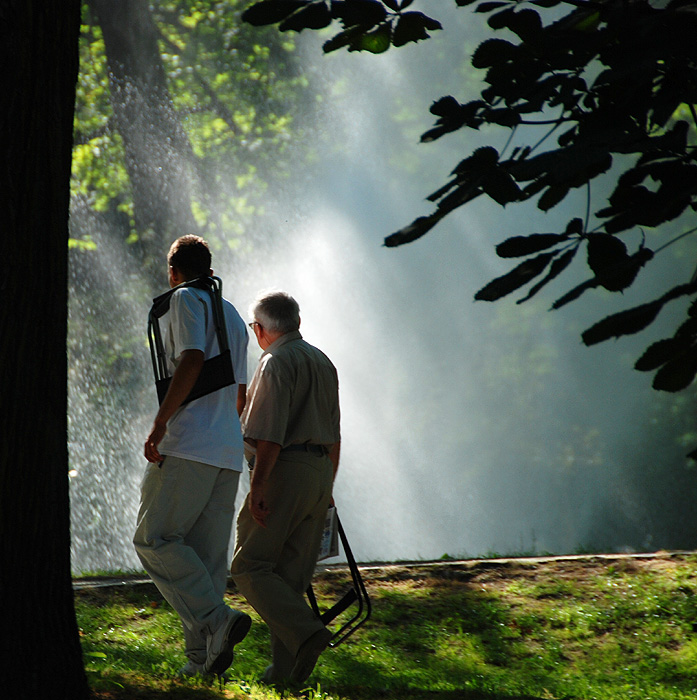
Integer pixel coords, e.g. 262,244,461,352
147,276,235,405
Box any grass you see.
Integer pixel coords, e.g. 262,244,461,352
75,552,697,699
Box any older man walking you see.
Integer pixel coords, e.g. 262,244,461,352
231,290,341,687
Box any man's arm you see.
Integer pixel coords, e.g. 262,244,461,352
144,349,204,463
237,384,247,417
249,439,282,527
328,441,340,479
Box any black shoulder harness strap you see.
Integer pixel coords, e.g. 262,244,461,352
147,275,235,406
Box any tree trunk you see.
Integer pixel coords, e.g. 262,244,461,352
0,1,89,699
89,0,201,286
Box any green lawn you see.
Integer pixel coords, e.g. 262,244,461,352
76,553,697,699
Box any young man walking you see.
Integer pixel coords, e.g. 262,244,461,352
134,235,250,677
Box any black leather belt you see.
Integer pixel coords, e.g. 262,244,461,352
281,443,328,456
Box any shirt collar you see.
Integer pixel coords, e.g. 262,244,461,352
262,329,302,358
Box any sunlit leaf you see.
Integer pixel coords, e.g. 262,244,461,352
358,24,392,53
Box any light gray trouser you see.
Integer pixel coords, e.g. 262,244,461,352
231,451,333,663
133,455,240,663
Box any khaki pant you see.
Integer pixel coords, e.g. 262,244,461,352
231,451,333,664
133,456,240,663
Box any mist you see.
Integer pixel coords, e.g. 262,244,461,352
68,4,697,573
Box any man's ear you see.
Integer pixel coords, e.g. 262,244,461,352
169,265,184,286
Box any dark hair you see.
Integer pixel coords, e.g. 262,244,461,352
167,235,211,279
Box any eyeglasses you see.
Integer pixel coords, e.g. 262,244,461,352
248,321,262,331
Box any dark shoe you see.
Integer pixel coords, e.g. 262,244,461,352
290,628,332,685
260,663,291,689
204,610,252,676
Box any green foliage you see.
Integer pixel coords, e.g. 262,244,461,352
76,556,697,699
73,0,312,248
242,0,442,54
240,0,697,404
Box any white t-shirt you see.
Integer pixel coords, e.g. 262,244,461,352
157,286,248,470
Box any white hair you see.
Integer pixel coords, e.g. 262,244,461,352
250,290,300,333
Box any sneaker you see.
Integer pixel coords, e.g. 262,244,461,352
204,609,252,676
290,627,333,685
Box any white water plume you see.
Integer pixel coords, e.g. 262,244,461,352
68,5,697,573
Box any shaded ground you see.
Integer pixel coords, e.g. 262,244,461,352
75,550,697,700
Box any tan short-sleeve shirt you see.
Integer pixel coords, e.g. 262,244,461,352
241,331,340,449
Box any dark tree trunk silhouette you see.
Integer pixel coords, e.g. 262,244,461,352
90,0,201,286
1,1,89,698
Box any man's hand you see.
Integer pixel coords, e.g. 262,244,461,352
143,349,204,464
144,420,166,463
249,483,270,527
248,440,282,528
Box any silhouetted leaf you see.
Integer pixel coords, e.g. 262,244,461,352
242,0,307,26
635,337,692,372
430,95,461,118
279,2,331,31
517,247,578,303
472,38,517,68
422,98,487,141
581,301,664,346
538,185,569,211
393,11,442,47
586,234,628,277
453,146,499,175
383,213,443,247
565,218,583,234
653,353,697,392
598,246,653,292
551,277,596,309
496,233,567,258
482,169,522,205
332,0,386,28
475,252,555,302
323,25,364,52
488,8,542,41
485,107,521,127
